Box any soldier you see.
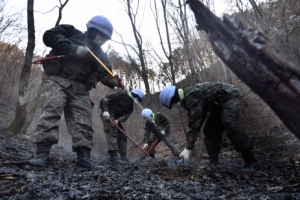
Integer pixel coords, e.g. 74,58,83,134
141,108,180,159
100,89,145,165
30,16,122,170
159,82,259,173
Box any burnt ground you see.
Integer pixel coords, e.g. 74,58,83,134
0,126,300,200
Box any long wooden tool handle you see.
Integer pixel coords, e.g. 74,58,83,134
147,139,159,153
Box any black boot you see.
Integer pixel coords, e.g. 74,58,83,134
120,152,132,164
149,153,155,159
28,142,52,165
109,150,126,165
209,154,219,165
240,150,260,173
76,148,105,171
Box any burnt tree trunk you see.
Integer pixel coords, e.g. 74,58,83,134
9,0,35,134
186,0,300,139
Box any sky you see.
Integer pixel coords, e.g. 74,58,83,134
6,0,231,57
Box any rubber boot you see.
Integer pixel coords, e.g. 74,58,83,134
120,152,132,164
208,154,221,174
149,153,155,159
76,147,105,171
28,142,52,165
209,154,219,165
239,150,260,173
109,150,126,165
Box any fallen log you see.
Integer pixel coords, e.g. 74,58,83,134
186,0,300,140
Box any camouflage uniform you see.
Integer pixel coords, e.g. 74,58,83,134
100,90,134,154
33,24,116,151
181,82,253,159
143,112,180,157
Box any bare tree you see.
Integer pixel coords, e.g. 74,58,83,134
151,0,176,85
9,0,35,134
121,0,151,96
55,0,69,26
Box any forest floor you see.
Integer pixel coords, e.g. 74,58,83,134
0,126,300,200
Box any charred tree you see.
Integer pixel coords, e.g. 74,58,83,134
9,0,35,135
186,0,300,139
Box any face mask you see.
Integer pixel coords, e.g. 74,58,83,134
93,34,107,46
171,102,181,110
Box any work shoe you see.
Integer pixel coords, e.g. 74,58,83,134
28,142,52,165
209,155,219,165
109,150,127,165
120,153,132,164
76,147,105,171
149,154,155,159
239,161,260,173
240,150,259,173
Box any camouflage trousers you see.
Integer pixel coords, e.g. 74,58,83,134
101,115,127,154
147,132,180,157
33,79,94,151
203,97,253,158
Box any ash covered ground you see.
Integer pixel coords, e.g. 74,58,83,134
0,127,300,200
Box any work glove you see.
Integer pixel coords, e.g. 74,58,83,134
111,120,118,126
143,143,148,150
108,75,122,88
76,46,89,57
179,148,190,160
102,111,110,120
160,131,165,135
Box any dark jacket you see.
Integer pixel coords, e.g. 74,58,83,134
43,24,115,89
143,112,170,144
100,90,134,123
181,82,243,149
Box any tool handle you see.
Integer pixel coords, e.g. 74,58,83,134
147,139,159,153
109,119,150,157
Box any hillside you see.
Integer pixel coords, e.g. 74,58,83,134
0,125,299,199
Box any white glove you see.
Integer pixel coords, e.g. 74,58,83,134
160,131,165,135
102,111,110,120
179,148,190,160
76,46,88,57
143,143,148,149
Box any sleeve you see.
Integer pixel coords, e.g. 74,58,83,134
157,113,170,133
185,93,207,150
143,122,151,144
95,49,115,88
116,107,133,123
101,91,119,112
43,24,79,55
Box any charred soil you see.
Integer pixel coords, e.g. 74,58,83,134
0,127,300,200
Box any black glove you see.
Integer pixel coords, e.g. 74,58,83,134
108,75,122,87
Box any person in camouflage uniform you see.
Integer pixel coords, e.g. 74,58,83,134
100,89,145,165
141,108,180,158
30,16,122,171
159,82,259,173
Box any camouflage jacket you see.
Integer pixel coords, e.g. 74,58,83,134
143,112,170,144
99,90,134,123
43,24,115,89
181,82,243,150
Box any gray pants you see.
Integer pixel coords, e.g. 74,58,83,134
33,79,94,151
101,115,127,154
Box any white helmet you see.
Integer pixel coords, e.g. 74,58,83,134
86,15,113,39
142,109,153,120
131,89,146,102
159,86,176,109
